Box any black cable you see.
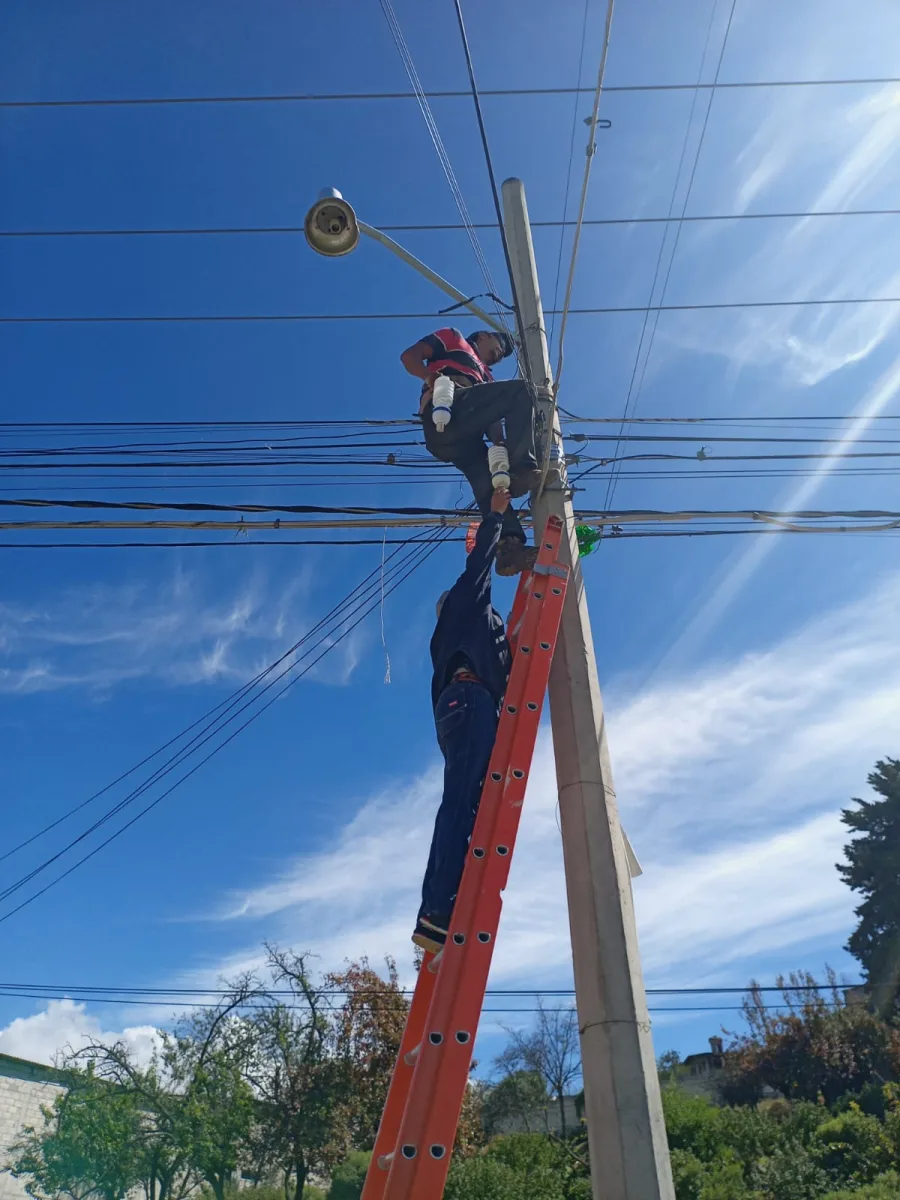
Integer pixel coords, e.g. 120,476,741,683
0,529,453,921
7,209,900,238
5,208,900,236
3,75,899,108
451,0,523,341
6,296,900,322
0,980,857,997
604,0,737,514
0,531,435,867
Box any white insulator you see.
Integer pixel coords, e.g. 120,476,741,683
488,443,511,491
431,375,455,432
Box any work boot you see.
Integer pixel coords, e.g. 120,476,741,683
508,467,542,498
496,537,538,576
413,916,448,956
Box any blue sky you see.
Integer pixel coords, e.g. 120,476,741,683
2,0,900,1075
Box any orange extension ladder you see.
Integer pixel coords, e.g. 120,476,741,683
362,515,569,1200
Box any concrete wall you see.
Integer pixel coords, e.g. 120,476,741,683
492,1093,584,1136
0,1056,66,1200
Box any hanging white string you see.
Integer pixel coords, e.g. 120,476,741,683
380,527,392,684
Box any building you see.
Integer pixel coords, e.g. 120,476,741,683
0,1053,68,1200
677,1037,726,1101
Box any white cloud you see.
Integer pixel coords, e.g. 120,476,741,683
10,563,896,1065
0,565,360,694
208,568,900,994
0,999,159,1068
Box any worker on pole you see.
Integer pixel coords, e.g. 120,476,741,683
413,488,513,954
401,327,539,576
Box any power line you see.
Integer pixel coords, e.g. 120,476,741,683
0,528,453,922
6,208,900,237
0,980,858,997
3,76,899,108
7,296,900,322
604,0,737,513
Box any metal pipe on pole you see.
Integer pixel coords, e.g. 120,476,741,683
502,176,674,1200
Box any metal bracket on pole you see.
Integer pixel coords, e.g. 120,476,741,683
358,222,509,335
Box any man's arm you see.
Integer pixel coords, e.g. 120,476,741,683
400,338,438,386
454,490,510,600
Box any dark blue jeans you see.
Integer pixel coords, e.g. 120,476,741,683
419,680,499,927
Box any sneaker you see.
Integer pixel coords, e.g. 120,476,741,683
412,916,448,955
496,537,539,577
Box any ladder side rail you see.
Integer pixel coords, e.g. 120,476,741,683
363,567,537,1199
384,525,567,1199
385,581,566,1199
361,951,439,1200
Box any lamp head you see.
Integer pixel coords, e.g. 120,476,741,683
304,188,360,257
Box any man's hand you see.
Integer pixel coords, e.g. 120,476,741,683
490,488,511,514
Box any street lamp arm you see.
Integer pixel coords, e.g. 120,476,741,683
358,221,509,335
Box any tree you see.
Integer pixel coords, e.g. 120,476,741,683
244,945,357,1200
839,758,900,1012
481,1071,549,1135
326,1151,370,1200
495,1002,581,1135
325,957,408,1149
6,1067,145,1200
658,1051,683,1085
79,977,260,1200
723,971,900,1105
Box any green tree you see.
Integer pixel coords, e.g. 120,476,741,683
482,1071,549,1135
326,1151,370,1200
495,1002,581,1135
839,758,900,1013
724,971,900,1104
245,945,362,1200
5,1068,145,1200
79,977,260,1200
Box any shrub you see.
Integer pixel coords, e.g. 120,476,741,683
821,1171,900,1199
327,1151,371,1200
662,1090,725,1163
812,1105,892,1186
445,1155,557,1200
750,1143,830,1200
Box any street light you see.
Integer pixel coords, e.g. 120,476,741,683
303,187,509,334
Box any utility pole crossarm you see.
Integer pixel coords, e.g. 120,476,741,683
502,177,674,1200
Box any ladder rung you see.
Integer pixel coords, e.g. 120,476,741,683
403,1043,421,1067
377,1152,395,1171
427,948,444,972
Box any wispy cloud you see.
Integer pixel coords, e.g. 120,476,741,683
203,569,900,995
656,352,900,668
665,80,900,386
0,566,360,694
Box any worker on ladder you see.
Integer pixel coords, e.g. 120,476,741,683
401,326,539,576
413,488,514,955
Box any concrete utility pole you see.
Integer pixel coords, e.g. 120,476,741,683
502,177,675,1200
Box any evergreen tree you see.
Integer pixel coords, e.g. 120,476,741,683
838,758,900,1012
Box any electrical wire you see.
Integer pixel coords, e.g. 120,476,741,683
4,75,900,108
549,0,593,355
6,208,900,237
0,527,454,921
9,296,900,322
378,0,518,351
604,0,738,514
